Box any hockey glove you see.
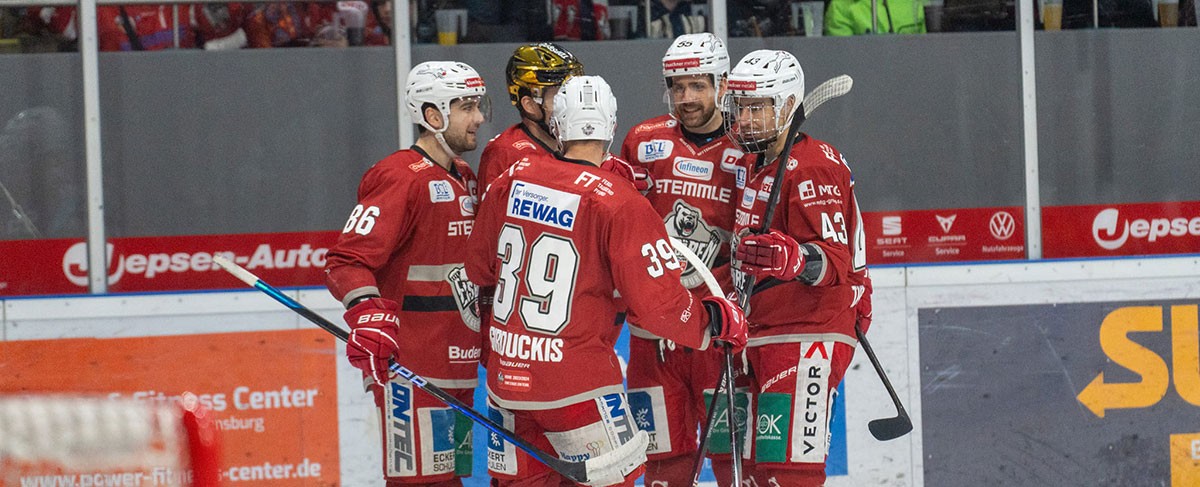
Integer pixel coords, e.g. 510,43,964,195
600,156,653,195
855,275,874,335
702,295,747,353
344,297,402,387
735,230,805,282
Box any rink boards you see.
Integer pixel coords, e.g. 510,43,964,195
3,255,1199,486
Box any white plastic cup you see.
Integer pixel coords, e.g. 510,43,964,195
435,9,467,45
1157,0,1180,27
801,1,824,36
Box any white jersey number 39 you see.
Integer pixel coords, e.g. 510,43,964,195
493,224,580,335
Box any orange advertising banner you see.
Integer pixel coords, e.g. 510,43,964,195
0,329,340,486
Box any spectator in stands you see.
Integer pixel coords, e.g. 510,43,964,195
243,2,324,47
551,0,609,40
647,0,706,38
28,4,218,51
825,0,927,35
728,0,788,36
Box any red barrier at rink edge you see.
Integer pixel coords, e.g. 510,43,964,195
862,206,1026,264
1043,201,1200,258
4,203,1197,296
0,231,338,296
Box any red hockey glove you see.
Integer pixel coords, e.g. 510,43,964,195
344,297,402,387
735,230,805,281
855,275,874,335
702,295,747,353
600,156,653,195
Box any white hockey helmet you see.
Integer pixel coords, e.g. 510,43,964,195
662,33,730,81
405,61,490,134
723,50,806,153
550,75,618,145
662,33,729,111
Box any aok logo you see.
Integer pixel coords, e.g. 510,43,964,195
1076,305,1200,417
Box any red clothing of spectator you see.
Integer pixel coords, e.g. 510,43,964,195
31,4,210,51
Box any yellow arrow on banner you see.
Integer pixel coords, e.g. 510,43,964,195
1077,306,1170,418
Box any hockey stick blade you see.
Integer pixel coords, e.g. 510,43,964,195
802,74,853,119
212,255,646,484
868,415,913,442
855,323,913,441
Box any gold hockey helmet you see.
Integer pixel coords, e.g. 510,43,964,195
505,43,585,105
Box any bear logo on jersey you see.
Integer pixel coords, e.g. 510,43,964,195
446,266,480,332
664,201,729,289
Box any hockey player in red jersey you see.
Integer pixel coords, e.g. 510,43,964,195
324,60,490,487
477,43,583,186
464,75,748,486
617,32,747,486
724,50,868,487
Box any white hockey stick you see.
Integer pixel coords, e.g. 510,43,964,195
670,237,724,298
212,255,648,485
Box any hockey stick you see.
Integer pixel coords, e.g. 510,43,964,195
688,74,856,486
669,239,735,487
212,255,648,486
855,322,913,441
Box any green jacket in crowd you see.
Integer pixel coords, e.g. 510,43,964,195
825,0,928,35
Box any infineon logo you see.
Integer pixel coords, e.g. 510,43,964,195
1092,208,1200,250
507,181,581,231
672,158,713,181
61,241,329,286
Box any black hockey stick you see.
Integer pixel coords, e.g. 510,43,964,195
669,239,737,487
855,322,913,441
690,75,855,486
212,256,647,485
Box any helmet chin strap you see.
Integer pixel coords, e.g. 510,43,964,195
434,131,459,160
522,98,554,140
422,108,460,160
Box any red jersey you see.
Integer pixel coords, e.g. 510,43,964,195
464,153,712,410
732,135,867,341
325,147,482,389
32,5,208,51
550,0,610,40
477,123,557,187
620,115,745,293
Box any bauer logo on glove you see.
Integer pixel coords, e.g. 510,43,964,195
356,312,400,326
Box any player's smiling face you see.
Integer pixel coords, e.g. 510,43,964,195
444,96,488,153
668,74,718,130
